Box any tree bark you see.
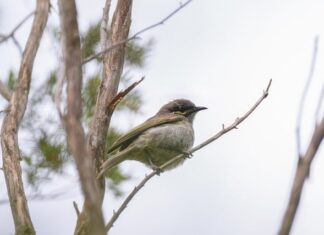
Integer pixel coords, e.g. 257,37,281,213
74,0,132,234
1,0,49,234
57,1,106,235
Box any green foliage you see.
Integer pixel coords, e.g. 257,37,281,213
23,131,68,187
19,21,153,196
37,134,65,170
6,70,16,90
126,39,154,67
106,166,131,197
81,23,100,59
83,74,101,121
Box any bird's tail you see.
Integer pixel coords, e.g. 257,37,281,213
97,147,133,178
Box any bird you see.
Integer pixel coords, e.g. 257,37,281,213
97,99,206,177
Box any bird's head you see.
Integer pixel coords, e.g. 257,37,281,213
157,99,207,122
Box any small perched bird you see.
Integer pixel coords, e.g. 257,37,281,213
97,99,206,177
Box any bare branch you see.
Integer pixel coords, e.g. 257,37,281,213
278,118,324,235
57,0,105,234
0,11,35,44
83,0,193,64
107,76,144,111
296,36,319,158
100,0,112,49
279,37,324,235
105,79,272,232
0,192,64,205
315,84,324,123
73,201,81,217
0,1,49,234
12,35,23,55
0,80,12,101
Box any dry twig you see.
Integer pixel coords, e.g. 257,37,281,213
315,84,324,122
82,0,192,64
73,201,81,217
296,36,319,157
107,76,145,111
105,79,272,232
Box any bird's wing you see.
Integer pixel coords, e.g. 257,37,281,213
108,114,185,153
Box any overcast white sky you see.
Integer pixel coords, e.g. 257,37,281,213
1,0,324,234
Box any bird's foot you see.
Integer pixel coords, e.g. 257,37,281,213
181,151,193,159
152,166,164,176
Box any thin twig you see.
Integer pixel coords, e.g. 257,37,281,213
12,35,23,55
107,76,145,111
105,79,272,233
314,84,324,123
296,36,319,158
73,201,80,217
0,11,35,44
83,0,193,64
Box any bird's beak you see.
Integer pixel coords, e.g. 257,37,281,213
193,106,207,113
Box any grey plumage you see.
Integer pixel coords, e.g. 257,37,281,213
97,99,206,177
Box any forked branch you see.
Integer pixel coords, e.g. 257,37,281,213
278,37,324,235
0,11,35,44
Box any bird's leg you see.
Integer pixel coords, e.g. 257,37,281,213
145,149,164,175
148,158,164,175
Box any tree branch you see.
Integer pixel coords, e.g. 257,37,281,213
296,36,319,158
74,1,133,234
73,201,81,217
57,0,105,234
278,38,324,235
0,11,35,44
278,118,324,235
105,79,272,232
0,1,49,234
82,0,192,64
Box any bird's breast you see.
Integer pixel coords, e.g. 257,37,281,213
128,120,194,170
141,120,194,151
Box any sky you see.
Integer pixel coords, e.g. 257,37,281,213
0,0,324,235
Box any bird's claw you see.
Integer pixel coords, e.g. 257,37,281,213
181,151,193,159
152,166,164,176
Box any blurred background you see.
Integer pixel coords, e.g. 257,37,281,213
0,0,323,234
